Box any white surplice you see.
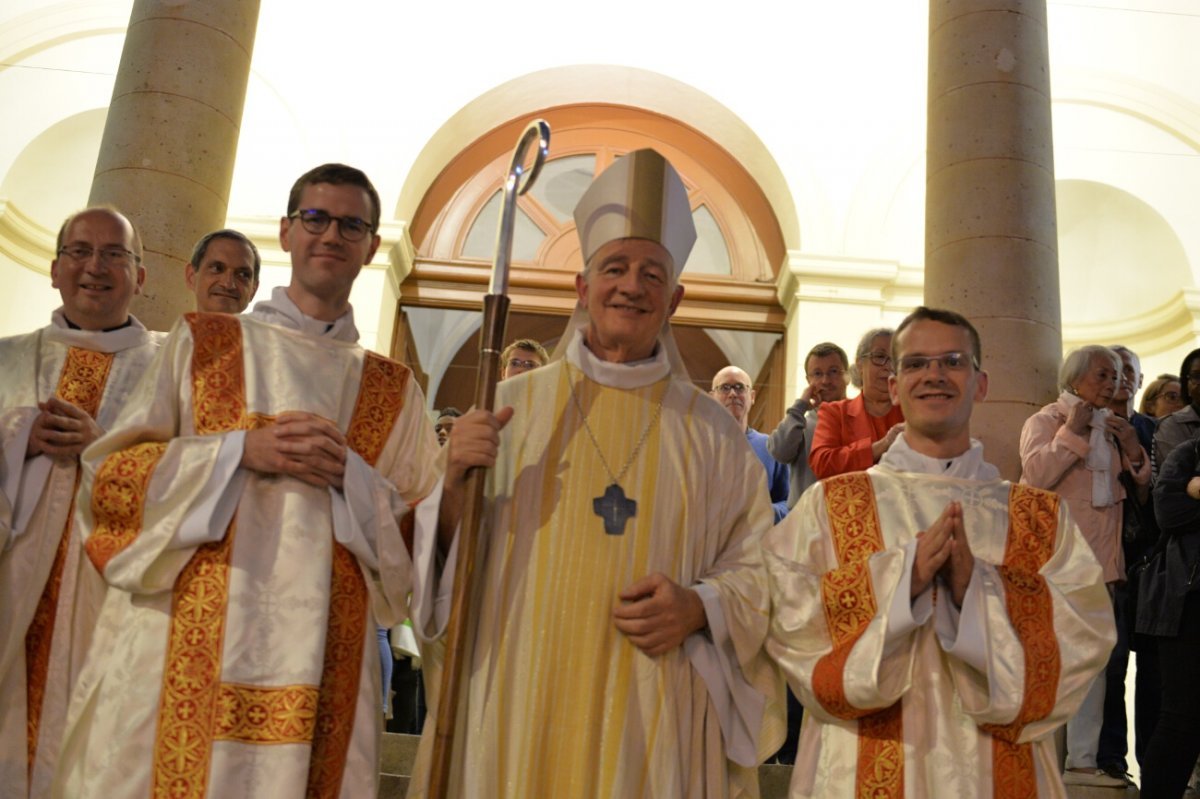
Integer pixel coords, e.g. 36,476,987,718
0,311,160,798
54,292,440,799
407,326,785,798
764,434,1116,798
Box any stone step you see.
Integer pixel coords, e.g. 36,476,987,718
379,733,1164,798
379,733,794,797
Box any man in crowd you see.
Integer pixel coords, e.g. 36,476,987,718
184,228,261,314
56,164,441,798
408,149,783,796
764,306,1115,797
768,342,849,508
0,207,160,798
499,338,549,380
710,365,789,523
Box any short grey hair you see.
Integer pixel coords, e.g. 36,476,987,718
848,327,893,389
1059,345,1120,393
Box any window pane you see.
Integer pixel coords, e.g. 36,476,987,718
528,155,596,222
684,205,732,276
462,191,545,261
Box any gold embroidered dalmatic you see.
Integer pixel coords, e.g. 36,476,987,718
54,313,440,799
0,317,160,799
764,468,1115,798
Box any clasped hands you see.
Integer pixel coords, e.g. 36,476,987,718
911,501,973,608
241,411,347,489
26,395,103,462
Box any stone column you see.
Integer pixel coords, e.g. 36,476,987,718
89,0,260,331
926,0,1061,480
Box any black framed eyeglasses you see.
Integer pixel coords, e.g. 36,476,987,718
288,209,374,242
713,383,750,395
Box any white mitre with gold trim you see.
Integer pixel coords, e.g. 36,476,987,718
572,148,697,276
553,149,697,378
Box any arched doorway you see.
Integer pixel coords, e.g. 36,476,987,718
392,104,789,431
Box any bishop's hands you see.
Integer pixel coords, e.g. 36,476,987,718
241,411,347,489
438,406,514,552
26,395,104,462
911,501,974,608
613,572,707,657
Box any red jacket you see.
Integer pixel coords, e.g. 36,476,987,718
808,394,905,479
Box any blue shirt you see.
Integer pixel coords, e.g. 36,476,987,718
746,428,790,524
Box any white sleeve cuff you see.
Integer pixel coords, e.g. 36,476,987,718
410,475,459,640
329,448,381,569
5,412,50,546
934,561,989,673
884,540,933,656
683,582,765,768
176,431,247,546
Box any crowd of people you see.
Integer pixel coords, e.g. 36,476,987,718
0,149,1196,799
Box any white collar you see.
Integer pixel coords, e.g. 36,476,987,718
877,433,1000,481
249,286,359,342
565,324,671,389
45,308,153,353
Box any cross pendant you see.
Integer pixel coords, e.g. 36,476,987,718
593,483,637,535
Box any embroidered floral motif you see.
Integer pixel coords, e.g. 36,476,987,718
86,442,168,571
215,683,320,744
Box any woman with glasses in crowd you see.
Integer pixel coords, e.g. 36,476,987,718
1140,374,1185,420
1155,350,1200,476
1019,345,1152,788
808,327,905,479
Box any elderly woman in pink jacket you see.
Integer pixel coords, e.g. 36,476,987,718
1020,344,1151,788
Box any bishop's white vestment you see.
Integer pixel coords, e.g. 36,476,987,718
0,311,160,798
407,328,785,798
55,296,440,799
763,436,1115,798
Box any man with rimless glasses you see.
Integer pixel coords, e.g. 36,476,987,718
58,165,441,798
765,306,1113,797
0,206,161,798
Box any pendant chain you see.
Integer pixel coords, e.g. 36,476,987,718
567,366,664,486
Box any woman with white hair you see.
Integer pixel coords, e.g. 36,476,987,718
1019,344,1151,788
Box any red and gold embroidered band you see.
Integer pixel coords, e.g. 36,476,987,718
306,351,408,799
26,347,116,772
985,485,1061,799
813,473,904,799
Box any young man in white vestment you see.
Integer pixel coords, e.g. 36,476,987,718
764,306,1116,798
0,207,158,799
406,149,785,797
53,164,442,798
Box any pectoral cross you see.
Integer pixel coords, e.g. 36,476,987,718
593,483,636,535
